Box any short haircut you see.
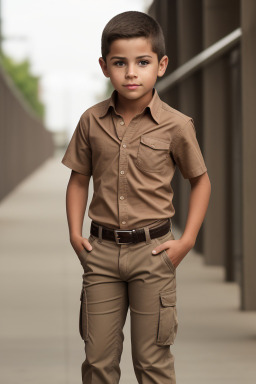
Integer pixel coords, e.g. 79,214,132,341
101,11,166,62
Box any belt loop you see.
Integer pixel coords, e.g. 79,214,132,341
144,226,152,244
97,225,103,243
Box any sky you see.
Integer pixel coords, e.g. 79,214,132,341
2,0,153,137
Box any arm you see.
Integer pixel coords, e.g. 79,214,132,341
180,171,211,248
66,170,92,255
152,171,211,268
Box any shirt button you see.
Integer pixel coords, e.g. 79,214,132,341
120,170,125,175
120,121,125,126
120,196,125,200
122,221,126,225
122,144,127,148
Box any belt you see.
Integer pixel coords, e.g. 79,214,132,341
90,219,171,244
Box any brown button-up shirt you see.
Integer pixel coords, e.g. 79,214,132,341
61,89,207,229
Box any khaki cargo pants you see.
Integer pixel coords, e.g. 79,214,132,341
78,222,178,384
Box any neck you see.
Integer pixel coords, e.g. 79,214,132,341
115,90,153,117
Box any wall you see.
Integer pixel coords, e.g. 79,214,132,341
0,65,54,201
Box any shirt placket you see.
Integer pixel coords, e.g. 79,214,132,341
114,114,143,229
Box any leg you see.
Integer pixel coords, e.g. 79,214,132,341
128,230,178,384
79,236,129,384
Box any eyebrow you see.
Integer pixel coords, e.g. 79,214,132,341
110,55,153,61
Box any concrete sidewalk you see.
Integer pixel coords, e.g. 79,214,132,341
0,153,255,384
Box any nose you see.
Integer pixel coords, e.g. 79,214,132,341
125,63,137,78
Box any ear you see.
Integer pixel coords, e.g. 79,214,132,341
157,55,168,78
99,57,110,78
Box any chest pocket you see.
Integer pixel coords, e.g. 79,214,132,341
135,135,170,173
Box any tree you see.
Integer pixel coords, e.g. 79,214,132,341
0,53,45,119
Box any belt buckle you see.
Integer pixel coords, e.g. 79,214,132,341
114,229,133,244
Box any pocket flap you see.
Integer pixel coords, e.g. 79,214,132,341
140,135,170,150
160,290,176,307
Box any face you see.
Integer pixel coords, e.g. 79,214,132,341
99,37,168,107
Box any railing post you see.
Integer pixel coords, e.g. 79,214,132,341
241,0,256,310
202,0,240,267
176,0,204,252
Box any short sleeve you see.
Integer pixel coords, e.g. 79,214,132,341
61,115,92,176
170,119,207,179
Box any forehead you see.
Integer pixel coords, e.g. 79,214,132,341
107,37,155,57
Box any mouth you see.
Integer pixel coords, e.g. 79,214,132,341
123,84,141,90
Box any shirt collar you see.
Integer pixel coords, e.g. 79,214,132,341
99,88,162,124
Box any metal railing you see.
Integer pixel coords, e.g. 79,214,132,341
156,28,242,93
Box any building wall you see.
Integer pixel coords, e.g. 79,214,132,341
148,0,256,310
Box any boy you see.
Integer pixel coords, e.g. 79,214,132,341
62,11,211,384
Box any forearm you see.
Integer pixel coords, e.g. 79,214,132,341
66,171,90,238
180,172,211,248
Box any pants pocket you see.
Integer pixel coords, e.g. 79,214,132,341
162,249,176,273
77,235,97,268
79,286,89,341
154,231,176,273
156,289,178,346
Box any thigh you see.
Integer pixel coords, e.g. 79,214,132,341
128,233,178,351
80,280,129,343
79,238,129,360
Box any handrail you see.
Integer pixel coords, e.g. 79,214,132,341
156,28,242,93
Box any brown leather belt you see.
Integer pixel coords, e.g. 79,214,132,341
90,219,171,244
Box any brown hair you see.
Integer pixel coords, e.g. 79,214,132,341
101,11,166,62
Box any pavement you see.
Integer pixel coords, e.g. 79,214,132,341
1,152,256,384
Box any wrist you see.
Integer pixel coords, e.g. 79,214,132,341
70,232,82,242
180,235,195,251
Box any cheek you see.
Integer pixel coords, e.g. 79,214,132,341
109,71,122,84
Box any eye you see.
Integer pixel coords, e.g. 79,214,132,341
139,60,150,66
113,61,125,67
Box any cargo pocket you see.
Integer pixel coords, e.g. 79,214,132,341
79,286,89,341
156,289,178,346
135,135,170,173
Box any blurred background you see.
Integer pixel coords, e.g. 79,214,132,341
0,0,256,383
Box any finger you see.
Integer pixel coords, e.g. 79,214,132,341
152,244,165,255
82,239,92,252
